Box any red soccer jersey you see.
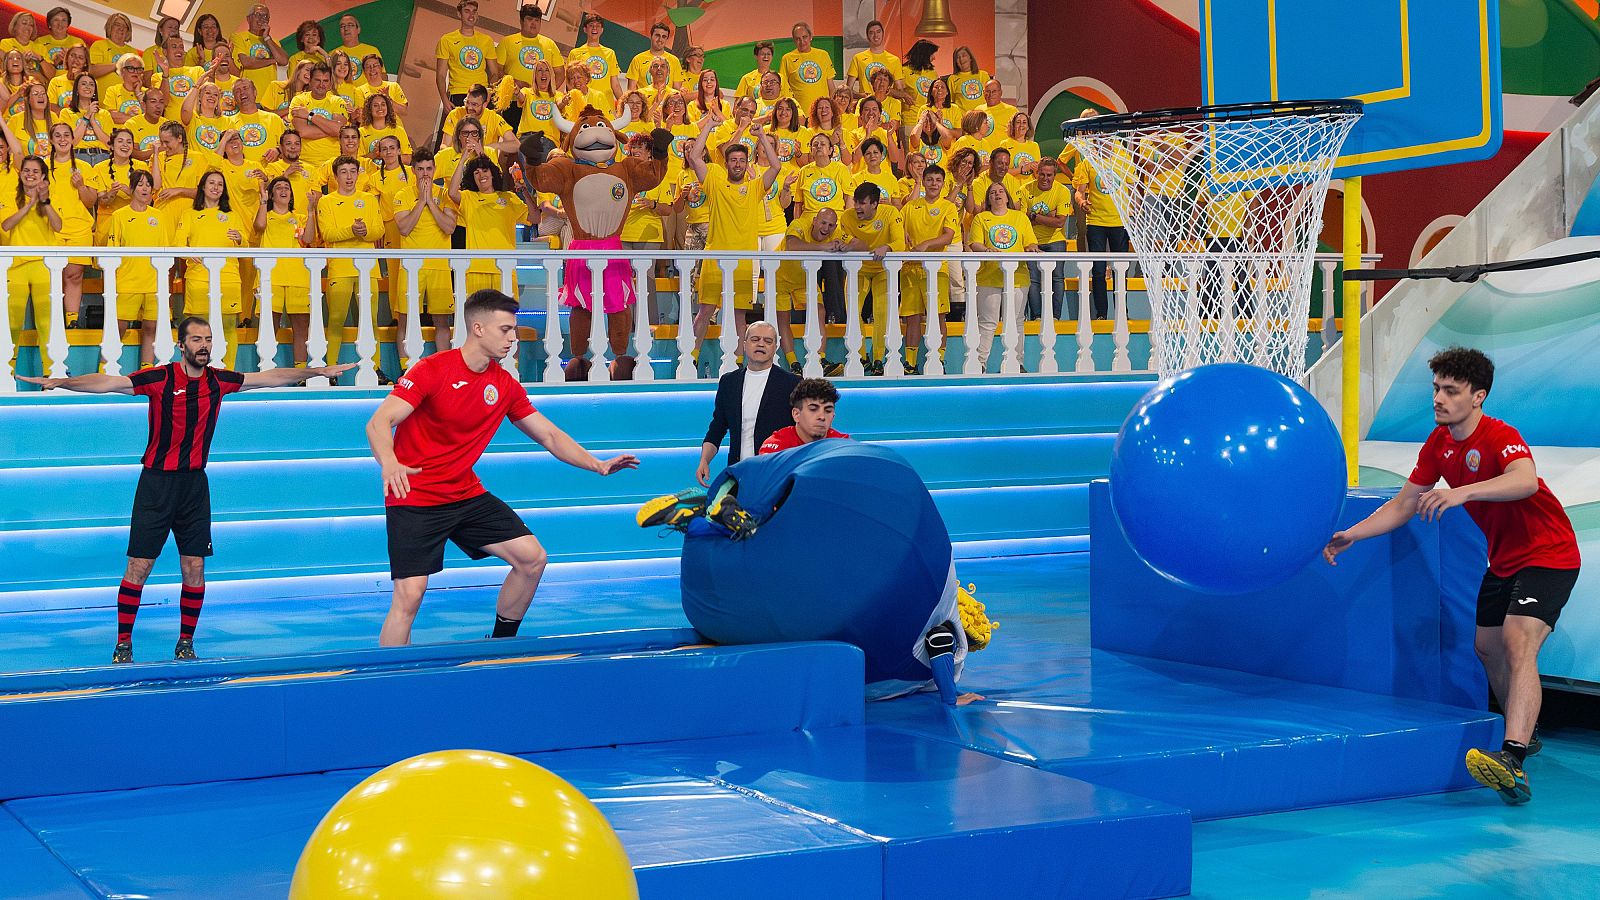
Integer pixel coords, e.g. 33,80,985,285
388,350,536,507
758,426,851,455
129,363,246,471
1409,415,1580,576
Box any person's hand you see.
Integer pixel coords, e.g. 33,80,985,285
381,460,423,498
1417,487,1466,523
308,189,322,205
285,161,303,176
157,187,182,203
312,363,356,380
695,459,710,487
596,454,640,476
15,375,64,389
263,147,281,164
260,184,270,203
226,228,242,243
871,245,888,260
749,121,765,139
353,218,368,238
88,99,99,117
441,94,456,112
70,169,84,188
1323,531,1355,565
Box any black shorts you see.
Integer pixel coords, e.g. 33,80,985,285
1477,566,1580,630
386,492,532,580
128,469,213,560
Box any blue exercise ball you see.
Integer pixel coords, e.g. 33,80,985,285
680,441,963,699
1110,364,1346,595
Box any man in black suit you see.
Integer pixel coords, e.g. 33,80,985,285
695,321,802,485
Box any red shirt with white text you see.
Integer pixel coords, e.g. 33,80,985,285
758,426,850,455
388,350,535,507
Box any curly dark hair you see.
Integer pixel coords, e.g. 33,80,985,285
789,378,839,409
1428,346,1494,396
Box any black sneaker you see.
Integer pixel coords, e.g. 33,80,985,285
706,492,758,541
822,360,845,378
112,641,133,664
788,361,804,376
1465,748,1531,805
636,489,707,532
1528,730,1542,758
173,637,197,661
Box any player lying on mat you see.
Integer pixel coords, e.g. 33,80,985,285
365,290,639,647
1324,347,1580,805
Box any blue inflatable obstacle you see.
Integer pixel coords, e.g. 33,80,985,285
681,441,966,700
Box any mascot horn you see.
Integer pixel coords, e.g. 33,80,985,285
520,111,670,381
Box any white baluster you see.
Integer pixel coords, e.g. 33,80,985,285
1038,260,1058,375
204,255,227,370
714,257,737,376
631,257,655,380
922,260,945,376
802,260,824,377
451,258,469,344
585,257,610,382
99,258,122,376
154,256,176,365
842,259,864,377
542,255,564,383
0,255,13,390
999,260,1022,374
43,257,69,378
401,258,425,360
673,253,696,380
961,260,981,375
1320,259,1337,352
1075,260,1094,373
352,259,379,386
307,254,329,371
1112,260,1132,373
884,259,905,377
254,258,278,371
761,255,779,330
499,257,519,377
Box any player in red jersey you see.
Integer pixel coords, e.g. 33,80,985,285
21,317,352,663
758,378,850,455
1324,348,1580,804
365,290,639,647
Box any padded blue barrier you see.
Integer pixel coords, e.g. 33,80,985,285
0,808,94,899
870,650,1501,821
629,726,1192,900
0,642,864,800
1090,482,1489,710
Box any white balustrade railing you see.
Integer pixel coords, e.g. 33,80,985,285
0,248,1372,393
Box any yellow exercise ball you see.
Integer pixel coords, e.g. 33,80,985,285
289,749,637,898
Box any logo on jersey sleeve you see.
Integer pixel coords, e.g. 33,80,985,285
988,223,1019,250
1501,443,1529,458
460,46,484,71
1465,449,1482,473
798,60,822,84
483,384,500,406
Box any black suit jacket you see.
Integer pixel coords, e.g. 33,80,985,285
704,366,802,464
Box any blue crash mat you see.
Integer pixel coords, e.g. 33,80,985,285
0,808,94,899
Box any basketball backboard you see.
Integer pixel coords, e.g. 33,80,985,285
1200,0,1502,177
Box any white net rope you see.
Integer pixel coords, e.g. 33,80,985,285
1066,104,1360,380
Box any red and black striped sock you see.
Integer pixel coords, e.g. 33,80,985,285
116,580,143,643
178,584,205,640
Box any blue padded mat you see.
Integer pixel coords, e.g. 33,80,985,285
0,809,93,899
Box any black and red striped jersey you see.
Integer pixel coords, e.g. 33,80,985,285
128,363,246,471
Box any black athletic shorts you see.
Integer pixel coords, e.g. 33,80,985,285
1477,566,1580,629
385,492,532,580
128,469,213,559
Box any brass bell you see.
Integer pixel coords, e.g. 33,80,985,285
916,0,957,37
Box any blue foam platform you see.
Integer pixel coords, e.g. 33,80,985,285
0,641,864,800
1089,482,1489,710
0,809,94,899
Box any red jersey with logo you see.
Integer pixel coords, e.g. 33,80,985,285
388,350,536,507
128,363,246,471
1409,415,1580,576
758,426,850,455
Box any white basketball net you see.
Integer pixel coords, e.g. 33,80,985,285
1067,103,1360,381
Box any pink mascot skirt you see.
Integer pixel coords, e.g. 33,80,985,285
560,236,636,314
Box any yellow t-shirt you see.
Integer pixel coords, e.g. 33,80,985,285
436,30,497,94
850,166,899,205
974,171,1027,208
46,73,76,109
1205,188,1256,239
86,158,151,228
679,169,709,226
337,43,383,75
108,205,170,294
0,195,55,262
458,189,529,274
950,133,993,168
567,45,621,112
156,66,203,119
1140,133,1190,197
619,175,675,244
757,162,794,238
258,209,311,287
394,184,453,271
769,129,807,168
361,124,412,160
0,38,49,79
259,79,297,118
626,50,681,90
780,48,835,121
315,190,384,277
848,50,900,94
968,209,1038,288
231,111,284,161
736,68,785,101
982,102,1020,141
175,206,246,281
498,34,563,85
352,80,409,111
901,67,939,127
902,197,961,274
366,164,412,222
103,83,144,121
261,159,319,217
55,108,113,151
949,70,990,111
7,112,51,156
38,35,86,70
1074,158,1126,228
802,126,845,164
232,30,280,94
215,157,266,233
48,161,96,237
290,91,352,166
776,214,826,295
701,166,765,251
187,112,231,153
517,91,563,142
839,205,905,274
126,115,163,156
797,161,852,214
442,107,512,149
1021,181,1073,245
997,139,1043,175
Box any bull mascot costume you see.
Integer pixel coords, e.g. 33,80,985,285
518,108,671,380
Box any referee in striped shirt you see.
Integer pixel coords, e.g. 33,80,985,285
22,317,352,663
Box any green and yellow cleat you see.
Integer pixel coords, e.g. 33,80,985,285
112,641,133,664
1465,748,1531,805
173,637,197,661
637,490,708,532
706,492,758,541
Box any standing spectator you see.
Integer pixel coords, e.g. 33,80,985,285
696,321,802,484
229,79,284,162
999,113,1040,175
2,155,59,373
107,168,164,369
291,65,349,168
949,47,988,112
255,174,313,368
1074,152,1129,319
354,53,409,117
89,14,138,97
782,22,835,122
44,122,96,328
847,20,899,98
334,15,382,78
233,5,287,97
900,163,959,369
449,155,530,295
436,0,499,112
184,14,225,68
393,150,458,361
627,21,680,93
1022,158,1073,320
979,80,1018,142
308,155,384,374
568,13,622,114
2,11,51,80
263,129,317,212
175,170,248,367
774,209,844,368
498,4,564,132
837,181,905,373
966,181,1038,370
38,7,85,71
737,41,780,101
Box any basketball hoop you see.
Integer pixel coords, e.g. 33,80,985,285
1063,100,1362,381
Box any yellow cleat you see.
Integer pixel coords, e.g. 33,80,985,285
637,490,707,532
